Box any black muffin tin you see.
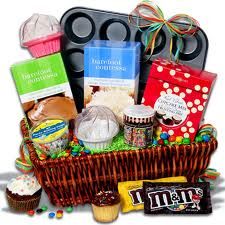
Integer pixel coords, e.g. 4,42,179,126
60,7,208,112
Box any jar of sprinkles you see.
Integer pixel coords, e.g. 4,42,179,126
123,105,155,148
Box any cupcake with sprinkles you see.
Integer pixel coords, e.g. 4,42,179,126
6,174,42,212
91,191,120,222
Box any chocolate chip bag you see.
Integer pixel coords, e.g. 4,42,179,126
118,176,187,213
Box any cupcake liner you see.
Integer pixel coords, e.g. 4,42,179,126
23,32,62,58
92,203,120,223
82,138,113,150
6,191,41,212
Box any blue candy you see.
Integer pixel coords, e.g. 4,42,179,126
71,152,78,157
202,135,210,142
84,149,91,154
49,212,55,218
160,132,169,140
78,140,84,146
152,139,158,145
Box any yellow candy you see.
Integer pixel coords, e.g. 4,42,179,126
155,130,162,137
118,176,187,213
56,213,63,219
176,136,183,143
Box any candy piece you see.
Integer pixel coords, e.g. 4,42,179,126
27,210,35,216
164,140,169,145
66,206,73,213
143,182,212,214
56,213,63,219
155,130,162,137
64,152,70,157
80,151,86,156
71,152,78,157
118,176,187,213
158,139,164,145
183,138,191,145
36,208,43,214
176,136,183,143
152,139,158,146
202,135,210,142
51,153,57,159
160,132,169,140
195,136,203,142
49,212,55,218
79,140,84,146
41,205,48,211
84,149,91,154
168,135,176,142
72,145,81,152
57,210,63,214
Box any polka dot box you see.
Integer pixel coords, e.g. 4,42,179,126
143,58,217,141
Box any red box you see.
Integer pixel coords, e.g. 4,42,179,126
143,58,217,140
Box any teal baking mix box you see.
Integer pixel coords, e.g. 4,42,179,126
11,53,77,127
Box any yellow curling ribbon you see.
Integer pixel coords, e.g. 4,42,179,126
129,0,200,61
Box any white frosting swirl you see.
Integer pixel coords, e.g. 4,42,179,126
7,175,41,196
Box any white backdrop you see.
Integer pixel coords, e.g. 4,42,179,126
0,0,224,224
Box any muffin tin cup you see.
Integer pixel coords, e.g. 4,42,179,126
60,7,208,106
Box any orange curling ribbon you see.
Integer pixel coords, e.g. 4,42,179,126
129,0,200,61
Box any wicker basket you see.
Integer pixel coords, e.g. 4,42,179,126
20,119,218,207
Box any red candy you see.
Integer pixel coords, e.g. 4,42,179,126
80,151,86,156
158,139,164,145
27,210,35,216
57,210,63,214
168,136,176,142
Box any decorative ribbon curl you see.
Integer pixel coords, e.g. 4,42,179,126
129,0,200,61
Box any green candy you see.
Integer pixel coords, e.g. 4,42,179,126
41,205,48,211
164,140,169,145
51,153,57,159
66,206,73,213
72,145,81,153
183,138,191,145
195,136,203,142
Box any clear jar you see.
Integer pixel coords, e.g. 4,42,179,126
30,118,69,156
123,105,155,148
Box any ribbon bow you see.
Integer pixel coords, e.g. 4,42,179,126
129,0,200,61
